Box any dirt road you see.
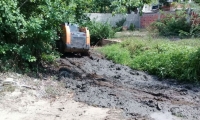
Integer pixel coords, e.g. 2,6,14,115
0,72,121,120
58,49,200,120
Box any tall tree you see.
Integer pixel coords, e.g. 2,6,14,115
111,0,153,14
91,0,114,13
0,0,88,71
68,0,92,23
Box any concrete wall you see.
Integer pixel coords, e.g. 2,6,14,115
88,11,175,28
88,13,140,28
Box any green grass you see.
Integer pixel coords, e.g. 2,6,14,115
100,36,200,82
100,44,132,65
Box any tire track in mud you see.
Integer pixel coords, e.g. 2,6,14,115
58,51,200,120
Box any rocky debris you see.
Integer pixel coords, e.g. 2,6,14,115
150,112,181,120
2,78,16,86
0,78,16,92
0,77,38,93
170,107,186,118
142,100,157,108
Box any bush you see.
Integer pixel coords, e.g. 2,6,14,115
185,48,200,82
129,23,135,31
100,37,200,82
131,43,193,79
83,21,116,45
0,0,75,72
150,11,191,37
115,18,126,31
116,18,126,27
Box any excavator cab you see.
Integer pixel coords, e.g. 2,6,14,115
57,23,90,55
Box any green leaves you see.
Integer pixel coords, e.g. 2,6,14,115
21,54,37,62
0,0,79,72
100,44,132,65
151,10,191,37
111,0,150,14
101,37,200,82
84,21,116,45
185,48,200,82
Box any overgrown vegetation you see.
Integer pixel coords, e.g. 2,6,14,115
129,23,135,31
101,1,200,83
0,0,74,72
0,0,153,73
150,6,200,38
86,0,152,13
111,0,152,14
115,18,126,31
0,0,100,73
150,11,191,37
100,37,200,82
83,21,117,45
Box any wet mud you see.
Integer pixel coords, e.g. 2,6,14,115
58,50,200,120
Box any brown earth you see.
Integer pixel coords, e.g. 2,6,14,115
0,73,123,120
0,48,200,120
58,49,200,120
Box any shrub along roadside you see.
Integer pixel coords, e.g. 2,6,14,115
100,37,200,82
82,21,117,45
0,0,117,73
0,0,75,72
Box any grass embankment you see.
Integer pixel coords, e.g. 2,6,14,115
100,37,200,82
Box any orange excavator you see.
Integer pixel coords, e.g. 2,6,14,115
57,23,90,55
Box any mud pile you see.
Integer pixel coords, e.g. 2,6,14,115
58,50,200,120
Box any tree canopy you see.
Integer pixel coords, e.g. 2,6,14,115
111,0,152,14
87,0,153,13
0,0,77,71
0,0,154,72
